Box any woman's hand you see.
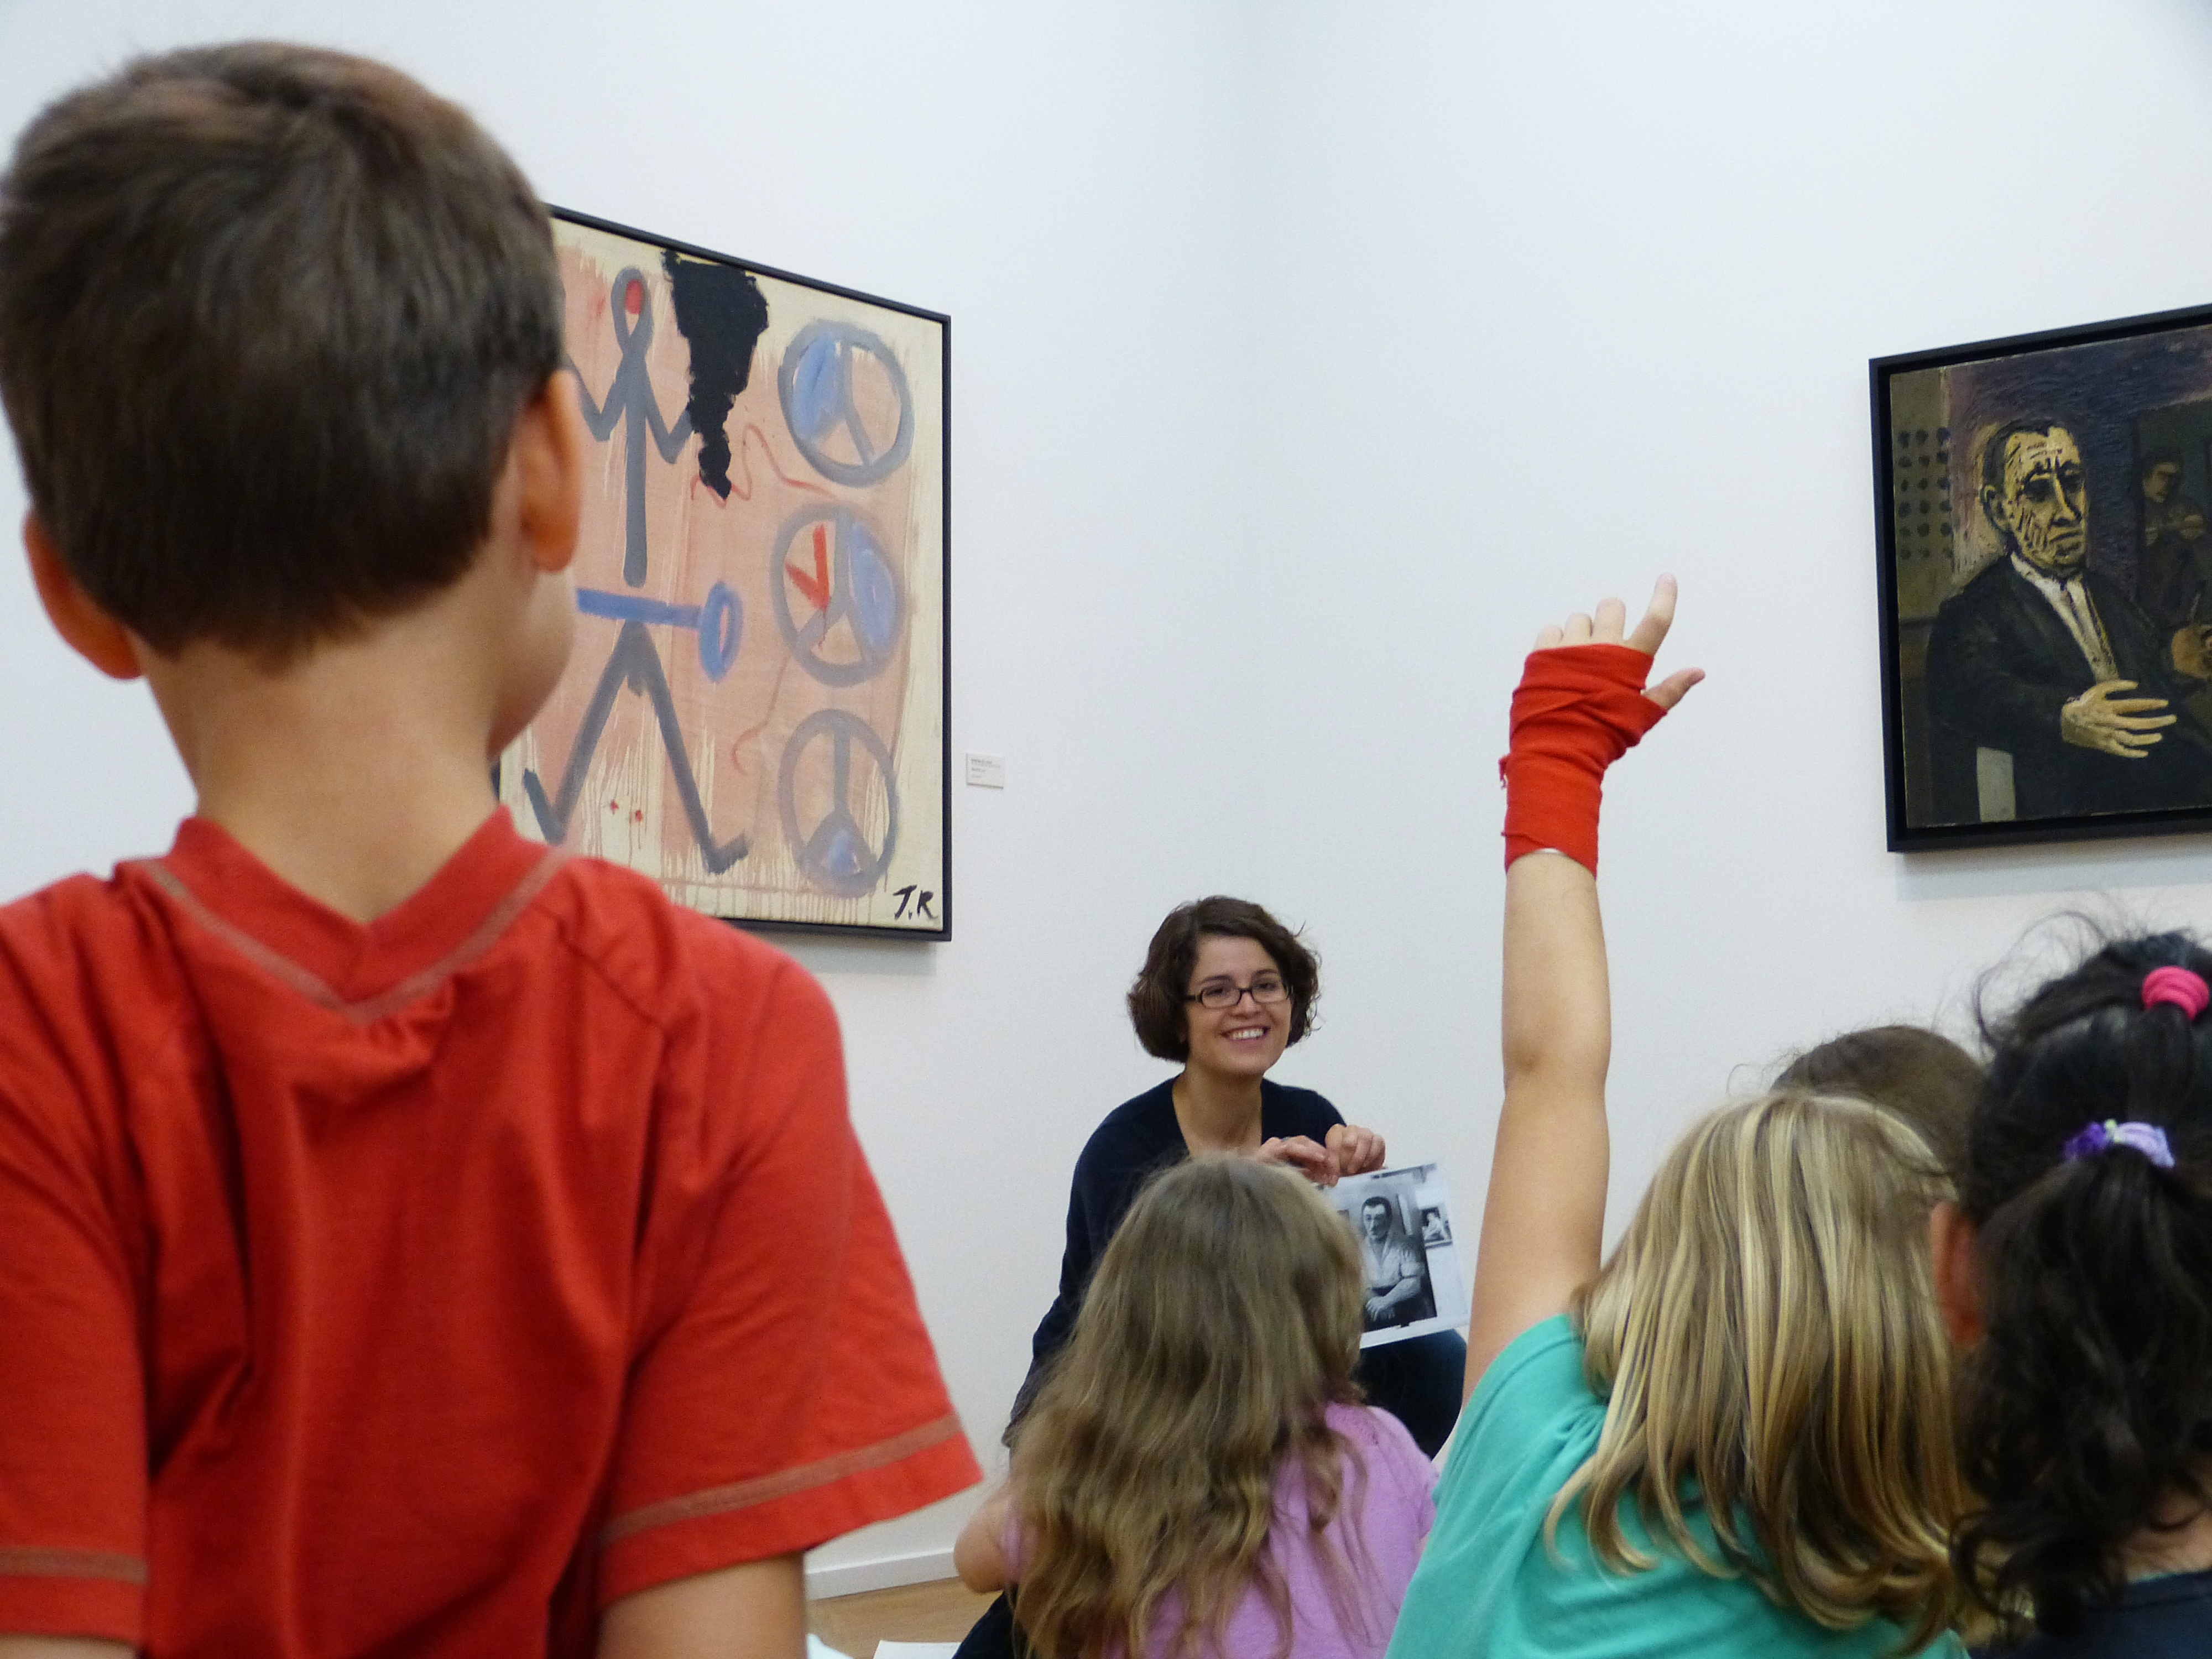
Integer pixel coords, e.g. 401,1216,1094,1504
1327,1123,1386,1176
1255,1135,1338,1185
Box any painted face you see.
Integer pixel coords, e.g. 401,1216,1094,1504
2146,460,2182,503
1182,935,1294,1083
1989,427,2088,577
1362,1199,1390,1240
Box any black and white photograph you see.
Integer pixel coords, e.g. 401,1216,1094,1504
1326,1163,1470,1350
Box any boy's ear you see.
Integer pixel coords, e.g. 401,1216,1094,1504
1930,1199,1985,1348
515,371,586,575
23,514,143,681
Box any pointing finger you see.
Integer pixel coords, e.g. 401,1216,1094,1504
1625,574,1679,657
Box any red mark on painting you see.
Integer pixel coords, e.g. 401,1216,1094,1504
726,660,795,777
623,279,644,317
608,800,620,813
787,524,833,612
633,808,644,823
691,424,831,504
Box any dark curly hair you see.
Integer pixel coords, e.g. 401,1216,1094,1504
1954,931,2212,1640
1125,898,1318,1062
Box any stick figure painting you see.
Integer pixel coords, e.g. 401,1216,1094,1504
499,212,949,935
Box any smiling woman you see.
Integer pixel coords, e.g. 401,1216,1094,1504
952,898,1466,1659
1004,896,1463,1455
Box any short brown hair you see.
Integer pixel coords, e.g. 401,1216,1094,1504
1126,896,1319,1062
0,43,563,658
1774,1024,1981,1183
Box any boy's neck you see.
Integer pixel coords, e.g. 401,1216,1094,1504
143,566,538,924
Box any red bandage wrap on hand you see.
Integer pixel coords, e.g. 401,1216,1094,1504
1499,643,1668,874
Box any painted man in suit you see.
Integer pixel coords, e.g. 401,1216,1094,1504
1926,419,2212,819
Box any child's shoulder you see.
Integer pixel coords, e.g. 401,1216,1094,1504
0,860,192,1038
544,851,833,1032
1469,1313,1585,1418
1326,1401,1439,1495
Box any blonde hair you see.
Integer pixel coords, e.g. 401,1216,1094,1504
1010,1156,1372,1659
1546,1091,1965,1650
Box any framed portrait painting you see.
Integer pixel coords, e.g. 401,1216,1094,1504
497,208,950,936
1875,303,2212,850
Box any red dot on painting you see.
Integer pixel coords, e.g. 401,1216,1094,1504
624,280,644,317
608,800,619,813
633,809,644,823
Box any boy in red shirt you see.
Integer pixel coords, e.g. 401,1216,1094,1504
0,42,977,1659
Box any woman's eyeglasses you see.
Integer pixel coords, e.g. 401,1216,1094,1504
1186,975,1289,1010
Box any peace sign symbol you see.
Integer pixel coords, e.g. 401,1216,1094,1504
778,709,899,897
771,504,904,687
778,320,915,486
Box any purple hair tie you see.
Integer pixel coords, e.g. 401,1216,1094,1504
2061,1119,2176,1170
2141,966,2211,1020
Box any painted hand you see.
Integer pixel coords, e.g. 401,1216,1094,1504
2061,679,2173,757
2171,624,2212,681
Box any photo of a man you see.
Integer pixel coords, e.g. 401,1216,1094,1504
1326,1162,1469,1348
1356,1194,1436,1332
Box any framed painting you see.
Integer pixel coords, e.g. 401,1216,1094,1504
1875,303,2212,851
498,208,950,936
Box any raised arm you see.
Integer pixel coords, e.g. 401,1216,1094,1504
1464,581,1699,1399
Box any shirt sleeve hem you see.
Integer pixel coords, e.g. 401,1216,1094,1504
597,1425,983,1608
0,1563,144,1646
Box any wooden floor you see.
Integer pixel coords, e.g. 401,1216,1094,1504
809,1577,995,1659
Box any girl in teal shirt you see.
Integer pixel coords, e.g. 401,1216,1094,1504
1389,581,1965,1658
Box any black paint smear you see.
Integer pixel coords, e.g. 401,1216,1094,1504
662,251,770,499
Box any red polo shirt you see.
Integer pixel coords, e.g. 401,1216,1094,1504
0,810,976,1655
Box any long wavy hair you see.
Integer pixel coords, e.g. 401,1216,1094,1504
1009,1156,1370,1659
1549,1091,1964,1650
1955,931,2212,1640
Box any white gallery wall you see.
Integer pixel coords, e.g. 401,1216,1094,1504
4,0,2212,1594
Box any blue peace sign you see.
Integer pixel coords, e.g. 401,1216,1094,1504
778,709,899,897
771,504,904,687
778,320,915,486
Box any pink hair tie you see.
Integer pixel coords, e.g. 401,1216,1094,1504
2141,966,2211,1020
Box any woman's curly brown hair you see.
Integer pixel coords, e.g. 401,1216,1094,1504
1126,897,1319,1062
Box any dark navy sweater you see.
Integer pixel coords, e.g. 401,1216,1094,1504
1011,1076,1342,1427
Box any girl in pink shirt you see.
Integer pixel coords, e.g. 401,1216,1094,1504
957,1155,1437,1659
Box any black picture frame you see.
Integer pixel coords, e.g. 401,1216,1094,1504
497,207,952,939
1874,302,2212,852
